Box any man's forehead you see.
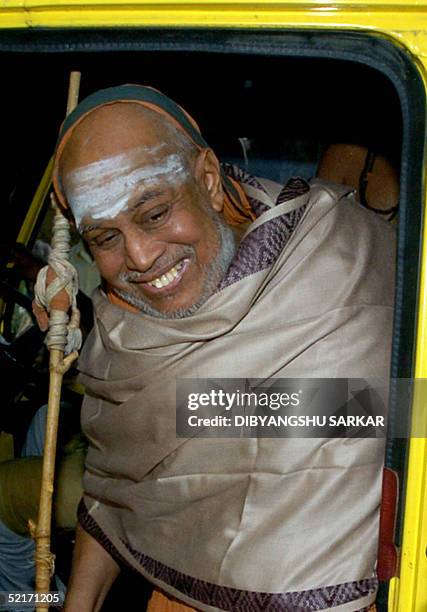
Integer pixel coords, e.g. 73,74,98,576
63,141,190,227
67,143,171,180
60,102,172,173
79,185,168,232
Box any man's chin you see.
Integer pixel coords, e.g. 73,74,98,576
112,287,207,320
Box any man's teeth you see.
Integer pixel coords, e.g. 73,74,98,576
147,262,183,288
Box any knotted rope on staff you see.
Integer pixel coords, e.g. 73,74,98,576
32,71,82,609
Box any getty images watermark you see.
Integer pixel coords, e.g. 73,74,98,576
176,378,427,438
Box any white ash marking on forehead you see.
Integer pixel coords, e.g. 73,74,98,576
65,145,188,229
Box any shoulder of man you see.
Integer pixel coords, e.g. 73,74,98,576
307,177,396,241
277,176,396,308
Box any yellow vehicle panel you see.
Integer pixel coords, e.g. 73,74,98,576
1,1,426,610
0,0,425,42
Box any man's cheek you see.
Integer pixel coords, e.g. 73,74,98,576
165,215,200,244
93,253,121,284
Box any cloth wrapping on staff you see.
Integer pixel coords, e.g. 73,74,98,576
77,171,395,612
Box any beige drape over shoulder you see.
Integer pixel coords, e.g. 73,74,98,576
77,178,395,611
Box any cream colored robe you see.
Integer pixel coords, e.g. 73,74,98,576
78,178,395,611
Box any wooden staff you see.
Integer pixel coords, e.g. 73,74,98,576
34,71,81,610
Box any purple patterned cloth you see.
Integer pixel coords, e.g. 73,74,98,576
220,166,309,290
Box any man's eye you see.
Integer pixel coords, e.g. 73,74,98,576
144,206,169,225
92,232,119,248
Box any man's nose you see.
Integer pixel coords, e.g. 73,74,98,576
123,230,165,273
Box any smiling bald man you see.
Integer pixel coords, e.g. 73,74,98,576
48,85,395,612
59,102,238,320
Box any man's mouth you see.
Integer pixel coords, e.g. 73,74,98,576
139,259,190,292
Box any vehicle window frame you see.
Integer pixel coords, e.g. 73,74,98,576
1,28,424,603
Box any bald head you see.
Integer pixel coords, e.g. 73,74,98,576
60,103,197,171
58,103,199,229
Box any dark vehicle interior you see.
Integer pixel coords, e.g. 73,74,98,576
0,29,424,611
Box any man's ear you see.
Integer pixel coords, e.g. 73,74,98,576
195,148,224,212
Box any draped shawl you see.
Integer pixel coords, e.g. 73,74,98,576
77,171,395,612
